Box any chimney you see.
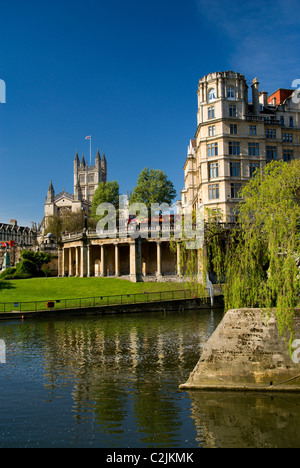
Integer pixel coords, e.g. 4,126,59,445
259,91,268,108
10,219,17,227
252,77,260,115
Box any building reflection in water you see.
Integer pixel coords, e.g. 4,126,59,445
187,391,300,448
39,310,222,446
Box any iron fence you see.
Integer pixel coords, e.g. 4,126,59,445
0,289,203,313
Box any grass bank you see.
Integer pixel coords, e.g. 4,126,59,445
0,277,186,304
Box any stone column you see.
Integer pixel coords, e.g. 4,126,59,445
177,242,182,277
87,245,91,277
129,240,142,283
62,248,66,277
80,245,87,277
156,241,162,279
129,241,137,282
75,247,80,276
100,245,105,277
58,248,62,277
69,248,73,277
115,244,120,277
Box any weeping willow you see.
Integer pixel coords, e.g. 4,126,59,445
224,160,300,347
170,208,227,299
172,160,300,347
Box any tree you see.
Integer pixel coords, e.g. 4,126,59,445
91,181,120,220
130,168,177,213
45,211,94,238
224,160,300,347
176,161,300,348
19,250,53,277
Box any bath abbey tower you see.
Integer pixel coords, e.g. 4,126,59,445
43,149,107,231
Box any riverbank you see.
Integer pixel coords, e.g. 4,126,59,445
0,277,189,303
0,295,225,321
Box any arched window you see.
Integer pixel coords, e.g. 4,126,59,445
208,88,216,102
227,86,235,100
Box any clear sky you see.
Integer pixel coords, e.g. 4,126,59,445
0,0,300,227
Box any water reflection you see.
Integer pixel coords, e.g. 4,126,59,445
1,309,300,448
0,309,223,448
188,391,300,448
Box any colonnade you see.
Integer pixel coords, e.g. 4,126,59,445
58,239,182,283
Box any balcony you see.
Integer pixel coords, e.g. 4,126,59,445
246,116,281,125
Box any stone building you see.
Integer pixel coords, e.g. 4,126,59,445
42,149,107,231
0,219,37,246
181,71,300,221
0,219,38,269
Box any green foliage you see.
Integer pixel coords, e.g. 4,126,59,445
130,168,177,213
0,251,53,280
45,210,93,238
224,161,300,347
91,181,120,221
174,161,300,348
0,267,17,279
18,258,38,276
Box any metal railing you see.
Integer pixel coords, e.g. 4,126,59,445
0,289,204,314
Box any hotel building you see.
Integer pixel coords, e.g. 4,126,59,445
181,71,300,221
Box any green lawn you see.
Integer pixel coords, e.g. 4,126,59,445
0,277,190,312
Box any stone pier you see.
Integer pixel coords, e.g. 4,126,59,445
180,308,300,391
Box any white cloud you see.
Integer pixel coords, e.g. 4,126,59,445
196,0,300,92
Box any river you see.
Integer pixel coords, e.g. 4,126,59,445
0,308,300,448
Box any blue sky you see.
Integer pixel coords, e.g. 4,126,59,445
0,0,300,226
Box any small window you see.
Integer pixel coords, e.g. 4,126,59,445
207,143,218,157
208,88,216,102
266,146,277,161
290,116,294,127
249,163,260,177
229,105,237,117
209,162,219,179
266,129,276,139
230,183,242,199
248,142,259,156
208,184,219,200
283,149,293,162
227,86,235,100
230,162,240,177
209,125,215,137
229,141,240,156
230,124,237,135
208,106,215,119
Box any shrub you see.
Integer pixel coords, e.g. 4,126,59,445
4,272,32,280
0,267,17,279
16,259,37,276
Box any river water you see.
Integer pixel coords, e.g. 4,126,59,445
0,309,300,448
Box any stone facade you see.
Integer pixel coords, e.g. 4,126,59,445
0,219,37,246
180,308,300,391
181,71,300,221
